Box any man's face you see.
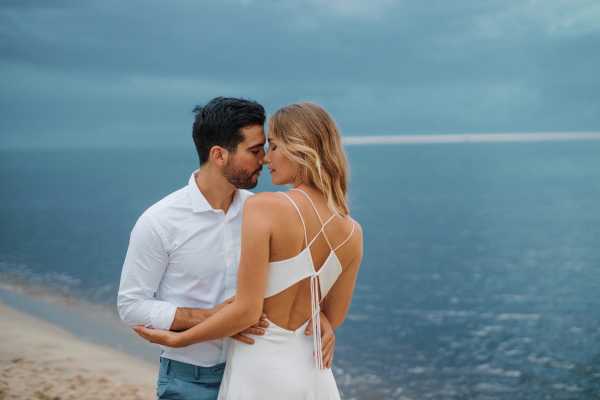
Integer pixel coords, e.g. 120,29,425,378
223,124,266,189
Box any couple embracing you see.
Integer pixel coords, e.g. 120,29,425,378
118,97,363,399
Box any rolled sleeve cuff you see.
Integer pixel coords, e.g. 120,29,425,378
149,302,178,330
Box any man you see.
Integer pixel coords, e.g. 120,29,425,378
118,97,334,400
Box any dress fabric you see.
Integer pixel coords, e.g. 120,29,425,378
217,189,355,400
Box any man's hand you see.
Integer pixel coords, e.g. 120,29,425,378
170,297,237,332
213,296,234,313
231,313,269,345
218,297,269,345
305,312,336,368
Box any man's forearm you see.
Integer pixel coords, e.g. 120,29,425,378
169,307,213,331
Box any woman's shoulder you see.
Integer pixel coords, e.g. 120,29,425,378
242,191,293,216
337,215,363,268
242,192,303,232
352,215,363,230
244,191,287,205
344,215,363,245
340,212,362,233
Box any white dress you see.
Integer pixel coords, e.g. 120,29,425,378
217,189,356,399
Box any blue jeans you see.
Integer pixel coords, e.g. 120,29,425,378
157,357,225,400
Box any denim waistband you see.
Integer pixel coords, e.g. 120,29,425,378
160,357,225,383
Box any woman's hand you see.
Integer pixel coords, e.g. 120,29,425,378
133,326,186,348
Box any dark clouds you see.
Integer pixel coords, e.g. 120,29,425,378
1,0,599,147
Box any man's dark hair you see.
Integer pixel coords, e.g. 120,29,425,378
192,97,265,164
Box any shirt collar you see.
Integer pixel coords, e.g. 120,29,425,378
226,188,243,219
187,171,243,218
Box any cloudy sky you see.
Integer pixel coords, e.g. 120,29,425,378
1,0,599,148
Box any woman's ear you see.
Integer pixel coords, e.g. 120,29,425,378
293,166,306,186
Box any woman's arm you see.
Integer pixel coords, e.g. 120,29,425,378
134,195,272,348
321,222,363,330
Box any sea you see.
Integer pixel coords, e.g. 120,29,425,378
1,141,599,399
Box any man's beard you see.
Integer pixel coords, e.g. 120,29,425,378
223,162,261,189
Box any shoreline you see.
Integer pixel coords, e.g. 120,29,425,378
0,281,160,364
0,300,158,400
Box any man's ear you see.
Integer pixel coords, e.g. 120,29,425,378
208,146,230,167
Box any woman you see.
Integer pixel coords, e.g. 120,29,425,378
135,102,363,399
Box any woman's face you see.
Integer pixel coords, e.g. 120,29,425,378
265,135,298,186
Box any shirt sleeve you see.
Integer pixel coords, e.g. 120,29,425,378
117,212,177,329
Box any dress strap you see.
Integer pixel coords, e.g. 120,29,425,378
306,213,337,249
291,188,337,251
310,275,324,369
291,188,326,223
279,192,308,247
333,221,356,252
286,189,332,369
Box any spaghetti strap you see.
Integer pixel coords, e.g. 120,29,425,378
333,221,356,251
291,188,337,250
279,192,308,247
322,213,337,228
306,213,337,249
291,188,337,223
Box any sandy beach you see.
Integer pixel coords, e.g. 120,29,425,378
0,302,156,400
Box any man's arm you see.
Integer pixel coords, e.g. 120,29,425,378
170,298,233,331
169,307,213,331
117,213,180,330
118,213,266,342
133,195,272,347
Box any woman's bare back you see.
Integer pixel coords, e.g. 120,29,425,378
261,188,361,331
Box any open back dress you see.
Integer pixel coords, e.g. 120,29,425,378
217,189,356,399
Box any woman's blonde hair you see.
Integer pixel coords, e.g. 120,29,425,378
269,102,350,216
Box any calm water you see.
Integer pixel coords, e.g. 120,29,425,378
1,143,600,399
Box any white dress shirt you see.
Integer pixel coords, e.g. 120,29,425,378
118,171,253,367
